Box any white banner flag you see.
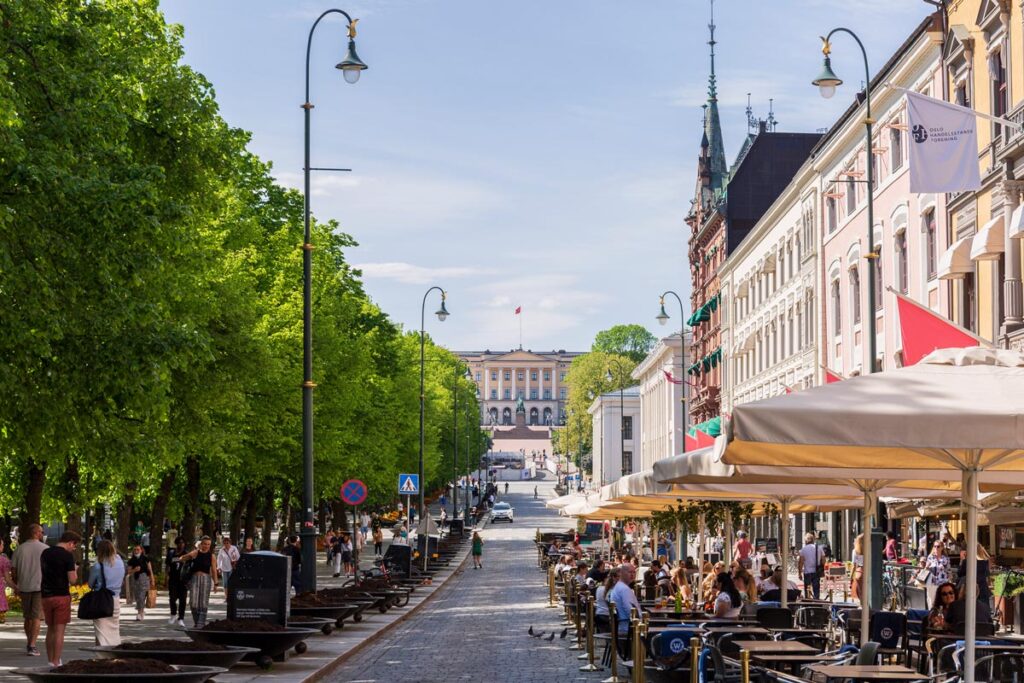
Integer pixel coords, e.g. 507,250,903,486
906,90,981,193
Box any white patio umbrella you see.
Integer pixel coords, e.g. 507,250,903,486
718,347,1024,681
546,492,589,511
652,446,959,611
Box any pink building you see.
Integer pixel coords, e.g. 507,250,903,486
819,19,950,375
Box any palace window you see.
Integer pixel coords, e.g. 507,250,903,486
530,389,538,400
846,171,857,214
530,371,537,381
826,197,838,233
504,371,510,381
503,389,511,399
490,389,497,399
560,372,567,381
874,242,884,310
475,372,481,381
491,371,497,381
849,266,862,324
517,371,524,381
559,388,567,399
544,371,551,381
543,389,551,399
623,416,633,440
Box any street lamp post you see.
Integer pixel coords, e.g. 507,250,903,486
656,290,688,452
812,29,877,375
464,427,473,522
605,358,630,482
419,287,448,569
451,365,471,519
299,8,367,593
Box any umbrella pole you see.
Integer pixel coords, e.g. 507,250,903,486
675,521,682,565
963,467,979,683
780,499,790,609
698,513,706,606
725,509,734,567
861,491,872,647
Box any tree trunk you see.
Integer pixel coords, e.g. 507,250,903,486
63,459,85,571
228,488,252,543
318,500,328,537
115,484,136,554
243,491,258,547
277,492,291,551
20,460,46,531
182,456,201,547
202,507,215,539
148,471,175,576
260,489,274,550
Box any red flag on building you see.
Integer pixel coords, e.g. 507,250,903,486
694,429,715,449
892,289,992,366
663,370,684,385
684,433,699,452
823,368,843,384
514,306,521,315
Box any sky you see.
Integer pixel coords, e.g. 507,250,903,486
161,0,930,353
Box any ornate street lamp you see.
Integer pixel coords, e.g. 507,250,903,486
419,287,448,570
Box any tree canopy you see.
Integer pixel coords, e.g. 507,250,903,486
591,324,658,363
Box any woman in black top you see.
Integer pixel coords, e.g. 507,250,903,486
126,545,154,621
174,536,218,628
165,537,188,626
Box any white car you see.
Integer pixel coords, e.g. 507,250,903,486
490,502,514,523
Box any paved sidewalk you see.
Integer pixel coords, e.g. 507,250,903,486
0,500,473,683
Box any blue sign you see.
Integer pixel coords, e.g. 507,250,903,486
340,479,367,506
399,473,419,495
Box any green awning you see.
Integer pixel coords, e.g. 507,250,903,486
688,416,722,438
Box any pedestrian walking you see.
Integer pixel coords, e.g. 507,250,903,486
126,545,154,621
439,508,447,530
359,511,370,545
797,532,824,600
533,486,538,499
504,482,509,494
11,523,47,657
216,536,239,596
0,538,13,624
88,540,125,646
341,533,353,575
174,535,219,628
165,537,188,627
471,531,484,569
40,530,81,667
241,537,256,553
372,526,384,558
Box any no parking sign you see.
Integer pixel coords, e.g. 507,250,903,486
340,479,367,506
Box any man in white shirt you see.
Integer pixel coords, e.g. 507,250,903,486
12,524,48,657
216,537,240,597
797,533,825,599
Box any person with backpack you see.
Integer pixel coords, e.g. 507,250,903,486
797,532,825,599
87,540,125,646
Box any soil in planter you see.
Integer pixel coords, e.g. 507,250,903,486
286,616,326,623
201,619,286,632
55,658,176,674
118,639,228,651
291,593,341,607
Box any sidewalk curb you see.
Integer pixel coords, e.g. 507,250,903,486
303,521,485,682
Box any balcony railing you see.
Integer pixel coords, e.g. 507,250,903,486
998,102,1024,154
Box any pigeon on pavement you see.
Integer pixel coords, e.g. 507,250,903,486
559,627,568,639
545,632,555,641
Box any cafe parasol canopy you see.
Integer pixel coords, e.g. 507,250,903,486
716,347,1024,681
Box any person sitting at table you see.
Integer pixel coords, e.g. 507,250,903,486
671,561,694,601
713,572,743,619
587,559,609,584
594,569,618,632
642,560,659,596
655,560,673,597
555,555,574,577
702,561,724,597
547,541,559,555
570,540,583,559
731,561,758,603
755,558,772,590
573,562,589,590
608,563,641,640
946,579,993,635
927,581,958,633
759,566,797,597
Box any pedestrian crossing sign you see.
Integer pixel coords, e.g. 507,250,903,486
398,473,419,495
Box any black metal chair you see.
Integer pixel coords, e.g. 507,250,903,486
717,631,772,656
757,606,795,629
795,605,831,630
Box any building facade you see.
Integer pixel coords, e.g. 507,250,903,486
631,333,688,471
589,386,641,488
820,16,948,376
458,349,583,427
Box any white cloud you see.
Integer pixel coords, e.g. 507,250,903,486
355,261,493,285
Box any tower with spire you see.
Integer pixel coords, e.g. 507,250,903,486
692,0,727,218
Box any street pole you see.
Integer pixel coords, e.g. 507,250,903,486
657,290,687,453
419,287,449,570
299,8,366,593
452,363,459,520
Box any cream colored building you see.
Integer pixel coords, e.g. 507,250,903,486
458,349,583,427
630,333,688,470
589,386,641,487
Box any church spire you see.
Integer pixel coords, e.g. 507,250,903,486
703,0,727,194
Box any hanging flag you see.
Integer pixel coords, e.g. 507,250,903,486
892,288,992,366
684,433,699,452
514,306,521,315
906,91,981,193
693,429,715,449
782,385,794,395
821,366,844,384
663,370,684,385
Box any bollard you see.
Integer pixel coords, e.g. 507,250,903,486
562,575,574,625
636,621,648,683
689,636,701,683
577,592,589,659
740,650,750,683
569,589,584,651
580,593,601,672
548,566,557,608
602,602,623,683
631,615,642,683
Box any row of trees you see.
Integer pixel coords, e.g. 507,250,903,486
0,0,484,562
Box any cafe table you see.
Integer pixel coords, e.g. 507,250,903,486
804,664,928,681
702,626,770,636
733,640,819,654
750,652,835,675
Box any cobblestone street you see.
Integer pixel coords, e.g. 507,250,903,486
329,478,601,683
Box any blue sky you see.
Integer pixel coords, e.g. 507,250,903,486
161,0,929,352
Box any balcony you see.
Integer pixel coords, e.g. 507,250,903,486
997,101,1024,157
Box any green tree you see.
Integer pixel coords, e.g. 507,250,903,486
591,324,658,363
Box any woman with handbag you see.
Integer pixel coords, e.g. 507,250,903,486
86,540,125,646
126,545,154,621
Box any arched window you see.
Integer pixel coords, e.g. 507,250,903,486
895,230,908,293
831,279,842,335
529,407,539,425
502,408,512,425
543,407,552,425
849,266,862,324
488,408,498,425
923,208,937,280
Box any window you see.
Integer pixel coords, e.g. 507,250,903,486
491,371,497,381
924,209,937,279
530,389,538,400
517,390,524,399
874,244,883,310
962,272,976,332
490,389,497,399
895,231,908,293
517,371,524,381
849,266,862,324
543,389,551,400
890,126,903,171
623,416,633,440
530,371,537,381
560,372,567,381
826,197,838,233
559,388,567,399
831,279,842,335
503,371,510,381
955,81,970,108
621,451,633,477
992,50,1008,119
544,371,551,381
870,153,878,187
503,389,511,399
846,172,857,214
475,372,481,381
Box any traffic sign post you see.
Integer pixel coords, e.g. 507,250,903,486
398,473,419,495
340,479,367,506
